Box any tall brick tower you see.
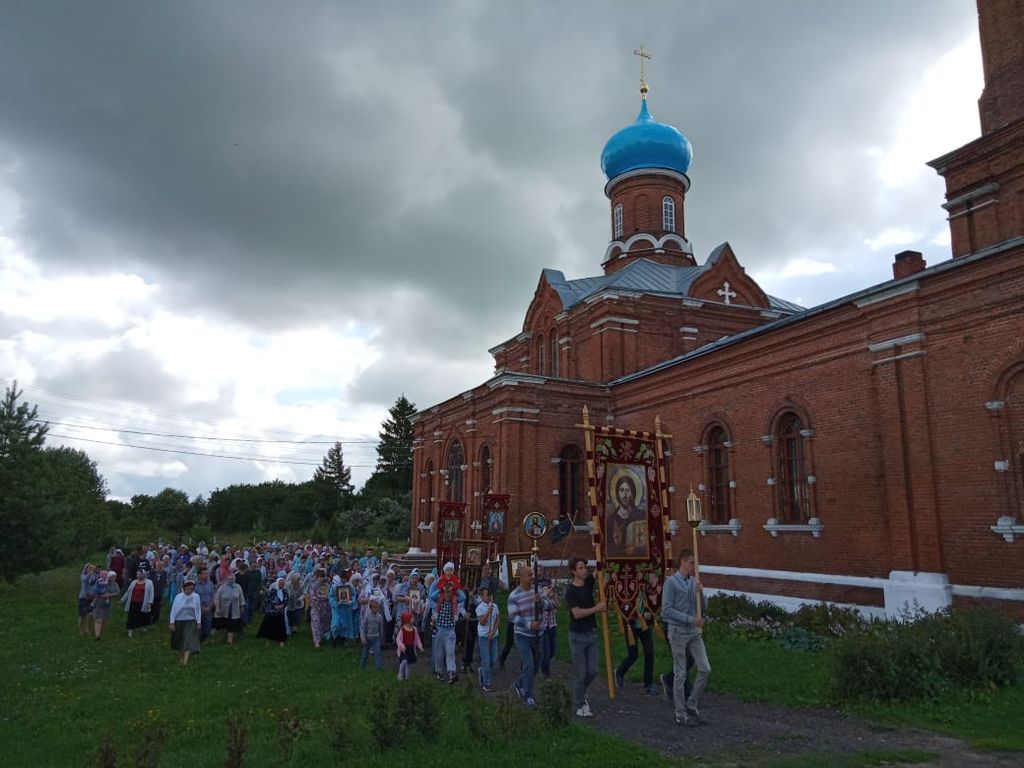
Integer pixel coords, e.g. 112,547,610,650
928,0,1024,258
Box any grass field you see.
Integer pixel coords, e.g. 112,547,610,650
0,562,676,767
2,560,1020,766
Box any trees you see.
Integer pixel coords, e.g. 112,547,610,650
0,380,48,462
373,394,416,493
313,441,354,500
0,383,113,581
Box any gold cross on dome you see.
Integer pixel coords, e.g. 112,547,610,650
633,45,652,86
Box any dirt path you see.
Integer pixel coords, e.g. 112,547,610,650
480,659,1020,766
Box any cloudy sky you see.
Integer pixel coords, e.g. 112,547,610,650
0,1,983,500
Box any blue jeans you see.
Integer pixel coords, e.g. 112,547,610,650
540,626,557,677
478,636,497,687
360,636,382,669
433,626,457,674
514,632,538,700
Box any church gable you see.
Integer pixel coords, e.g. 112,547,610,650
523,272,566,333
689,242,770,308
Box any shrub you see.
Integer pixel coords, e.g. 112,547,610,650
707,593,789,624
791,602,866,638
395,677,440,743
538,678,573,729
366,686,394,750
777,626,826,652
828,606,1024,705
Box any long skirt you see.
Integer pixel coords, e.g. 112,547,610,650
171,620,201,653
214,616,243,633
257,611,288,642
126,602,149,630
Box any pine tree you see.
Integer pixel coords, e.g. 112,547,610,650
314,441,354,499
374,394,416,492
0,380,48,463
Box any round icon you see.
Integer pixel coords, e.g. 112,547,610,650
523,512,547,540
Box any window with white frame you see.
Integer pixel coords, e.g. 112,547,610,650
613,203,623,238
662,196,676,232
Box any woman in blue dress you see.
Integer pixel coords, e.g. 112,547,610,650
328,574,356,647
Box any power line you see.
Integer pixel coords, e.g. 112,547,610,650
31,417,379,445
47,433,405,468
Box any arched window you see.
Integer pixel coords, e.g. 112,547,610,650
445,441,465,503
550,330,560,378
479,445,492,496
613,203,623,238
558,445,586,521
537,334,546,376
707,426,730,523
423,460,434,522
663,196,676,232
777,413,809,521
1002,368,1024,516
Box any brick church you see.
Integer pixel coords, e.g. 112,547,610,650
408,1,1024,618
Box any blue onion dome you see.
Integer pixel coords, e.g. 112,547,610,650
600,97,693,181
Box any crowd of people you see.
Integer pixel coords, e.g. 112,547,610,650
76,540,710,726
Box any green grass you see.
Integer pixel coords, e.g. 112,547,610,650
0,563,676,767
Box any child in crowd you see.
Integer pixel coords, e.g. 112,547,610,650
475,586,500,692
360,597,384,670
395,610,423,681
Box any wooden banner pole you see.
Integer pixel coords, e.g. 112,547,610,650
581,405,616,700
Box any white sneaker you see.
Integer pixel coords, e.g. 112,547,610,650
575,701,593,718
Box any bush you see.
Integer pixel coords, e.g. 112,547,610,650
538,678,573,729
776,626,826,652
791,602,865,638
829,606,1024,704
706,594,789,624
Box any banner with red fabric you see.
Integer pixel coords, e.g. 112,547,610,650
482,493,510,554
437,501,467,573
583,413,673,624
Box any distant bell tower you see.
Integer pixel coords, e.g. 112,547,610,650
928,0,1024,259
599,46,697,275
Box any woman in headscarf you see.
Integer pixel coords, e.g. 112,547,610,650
168,577,202,665
121,568,154,638
213,571,246,646
285,571,304,635
78,563,98,635
328,574,355,647
108,549,126,588
349,572,365,636
306,568,331,648
91,571,119,640
256,572,289,647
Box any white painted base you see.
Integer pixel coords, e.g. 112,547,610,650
883,571,951,619
406,547,422,554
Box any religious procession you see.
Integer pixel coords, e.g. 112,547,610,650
76,409,712,729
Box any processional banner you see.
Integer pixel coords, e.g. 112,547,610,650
437,501,467,573
582,407,672,624
482,493,510,553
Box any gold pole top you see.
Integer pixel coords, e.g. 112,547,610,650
633,45,652,98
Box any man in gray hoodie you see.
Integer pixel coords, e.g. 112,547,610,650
660,548,711,726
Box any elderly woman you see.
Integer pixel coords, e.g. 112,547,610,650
91,571,119,640
213,572,246,646
285,571,304,635
78,563,98,635
257,572,289,647
307,568,331,648
121,568,154,639
168,577,202,665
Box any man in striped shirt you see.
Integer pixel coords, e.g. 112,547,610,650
507,564,553,708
